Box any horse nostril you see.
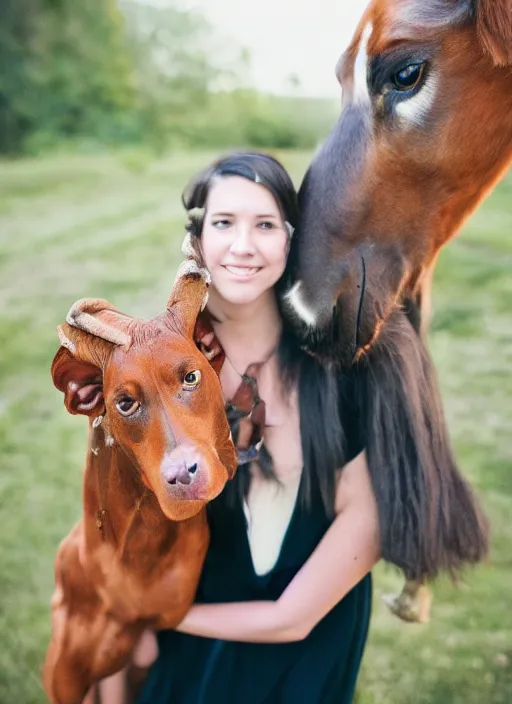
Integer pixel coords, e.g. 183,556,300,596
188,463,197,475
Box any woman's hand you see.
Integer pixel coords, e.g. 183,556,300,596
176,451,380,643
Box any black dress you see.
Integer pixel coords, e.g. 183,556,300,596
136,469,372,704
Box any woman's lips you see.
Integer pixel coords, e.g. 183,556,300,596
223,265,261,278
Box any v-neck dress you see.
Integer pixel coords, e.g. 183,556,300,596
136,467,372,704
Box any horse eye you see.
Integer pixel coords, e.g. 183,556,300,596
391,62,426,91
183,370,201,389
116,397,140,416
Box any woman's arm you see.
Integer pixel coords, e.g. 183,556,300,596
176,451,380,643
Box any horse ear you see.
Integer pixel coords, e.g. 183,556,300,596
475,0,512,66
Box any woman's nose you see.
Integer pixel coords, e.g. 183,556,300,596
229,227,256,255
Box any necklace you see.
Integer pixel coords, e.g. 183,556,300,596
219,345,276,466
223,346,276,383
210,318,277,388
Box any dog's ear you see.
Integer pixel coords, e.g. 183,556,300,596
167,260,210,339
51,298,133,416
52,345,105,416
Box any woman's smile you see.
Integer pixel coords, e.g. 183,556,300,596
223,264,262,279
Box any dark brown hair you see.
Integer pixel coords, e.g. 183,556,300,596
355,308,489,580
182,150,299,238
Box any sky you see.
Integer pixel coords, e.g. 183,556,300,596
179,0,370,98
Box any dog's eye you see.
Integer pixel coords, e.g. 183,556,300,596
116,397,140,416
183,370,201,389
391,62,426,91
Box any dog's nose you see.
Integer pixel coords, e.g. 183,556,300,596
163,461,197,486
161,447,201,488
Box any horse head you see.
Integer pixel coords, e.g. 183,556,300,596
284,0,512,366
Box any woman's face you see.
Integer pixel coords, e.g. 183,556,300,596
200,176,289,307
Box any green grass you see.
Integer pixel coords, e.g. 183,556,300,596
0,149,510,703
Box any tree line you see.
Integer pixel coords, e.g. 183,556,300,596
0,0,335,156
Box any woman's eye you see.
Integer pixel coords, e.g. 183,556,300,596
391,62,426,92
116,397,140,417
183,370,202,389
258,221,276,230
212,219,231,229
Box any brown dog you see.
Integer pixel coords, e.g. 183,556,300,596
43,261,237,704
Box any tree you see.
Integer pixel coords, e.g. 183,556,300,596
0,0,40,153
120,1,225,148
0,0,135,153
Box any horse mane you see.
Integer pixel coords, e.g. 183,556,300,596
356,308,489,581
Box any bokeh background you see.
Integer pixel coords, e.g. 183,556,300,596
1,1,511,702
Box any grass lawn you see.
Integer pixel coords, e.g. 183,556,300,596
0,149,510,703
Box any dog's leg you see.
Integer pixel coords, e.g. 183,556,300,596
44,528,101,704
44,527,143,703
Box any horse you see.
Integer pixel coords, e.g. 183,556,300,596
283,0,510,620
